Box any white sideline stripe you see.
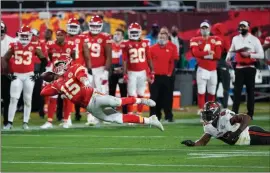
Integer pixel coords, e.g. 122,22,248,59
2,146,269,153
2,161,269,169
188,152,269,159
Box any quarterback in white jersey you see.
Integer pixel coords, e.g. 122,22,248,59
181,101,270,146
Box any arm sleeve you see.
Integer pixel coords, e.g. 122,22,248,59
250,38,264,59
121,44,128,61
191,46,209,58
75,66,88,80
40,84,58,96
172,44,179,60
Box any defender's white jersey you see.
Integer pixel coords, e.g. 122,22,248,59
204,109,251,145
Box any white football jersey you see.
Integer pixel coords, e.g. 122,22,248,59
204,109,250,145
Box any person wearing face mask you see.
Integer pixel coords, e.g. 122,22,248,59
226,21,264,120
190,21,222,118
109,28,127,114
145,23,160,46
149,27,178,121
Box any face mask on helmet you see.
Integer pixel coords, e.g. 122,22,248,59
67,24,80,35
1,22,6,37
201,101,221,123
54,62,67,75
128,30,141,40
89,24,103,35
18,33,32,45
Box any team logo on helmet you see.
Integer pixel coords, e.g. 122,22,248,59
97,38,103,43
66,48,71,53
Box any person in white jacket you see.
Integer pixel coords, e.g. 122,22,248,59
1,21,15,127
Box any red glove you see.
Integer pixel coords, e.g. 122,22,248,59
149,71,155,84
123,74,128,83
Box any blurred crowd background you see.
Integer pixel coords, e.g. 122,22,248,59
1,0,270,112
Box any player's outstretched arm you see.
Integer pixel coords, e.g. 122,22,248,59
104,43,112,71
40,84,58,96
36,48,48,73
181,133,211,147
226,114,251,143
83,42,92,71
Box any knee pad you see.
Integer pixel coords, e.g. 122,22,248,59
10,97,19,104
23,97,32,107
197,84,206,95
207,85,216,95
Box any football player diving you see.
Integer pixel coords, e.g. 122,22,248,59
181,101,270,146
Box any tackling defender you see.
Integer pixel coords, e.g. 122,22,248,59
40,59,164,131
181,101,270,146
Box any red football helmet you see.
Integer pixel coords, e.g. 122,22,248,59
18,25,32,45
128,23,142,40
89,15,103,35
53,56,72,75
67,18,80,35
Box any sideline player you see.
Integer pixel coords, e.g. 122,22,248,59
2,26,47,129
122,22,154,115
181,101,270,146
40,29,75,129
190,21,222,115
40,60,164,131
84,15,113,125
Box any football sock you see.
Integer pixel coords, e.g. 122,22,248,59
8,97,18,123
122,114,147,124
137,95,144,114
121,97,136,105
208,94,215,102
63,99,73,122
198,93,205,109
47,98,57,123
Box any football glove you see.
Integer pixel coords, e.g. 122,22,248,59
149,71,155,84
30,73,40,81
123,74,128,83
7,73,17,81
181,140,195,147
101,70,109,85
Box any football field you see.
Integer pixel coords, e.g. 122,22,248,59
1,103,270,172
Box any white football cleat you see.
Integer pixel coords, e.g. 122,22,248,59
67,116,72,126
62,122,71,129
149,115,164,131
40,122,53,129
85,113,100,126
140,98,156,107
3,123,13,130
22,123,29,130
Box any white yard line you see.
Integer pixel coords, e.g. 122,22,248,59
2,161,269,169
2,146,268,153
188,152,270,159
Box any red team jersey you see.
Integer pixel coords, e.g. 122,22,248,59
46,40,76,70
40,39,52,67
122,40,150,71
190,36,222,71
84,32,112,68
112,42,122,64
9,41,41,73
41,63,94,108
67,34,88,65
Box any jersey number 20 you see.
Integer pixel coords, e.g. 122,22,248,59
129,48,146,63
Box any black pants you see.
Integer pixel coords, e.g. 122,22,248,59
232,67,256,118
167,74,175,120
216,66,230,108
57,95,63,121
109,73,127,114
249,126,270,145
150,75,173,121
1,75,11,125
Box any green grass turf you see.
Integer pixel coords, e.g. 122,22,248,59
1,103,270,172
